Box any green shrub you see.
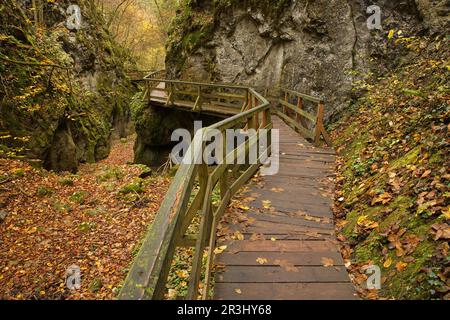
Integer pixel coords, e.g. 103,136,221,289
69,191,89,204
119,179,144,194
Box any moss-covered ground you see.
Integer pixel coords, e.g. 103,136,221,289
331,34,449,300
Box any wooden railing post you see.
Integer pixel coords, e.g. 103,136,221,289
253,95,260,129
283,90,288,115
248,93,256,129
262,109,267,128
165,82,172,106
187,164,212,300
296,97,303,124
194,85,203,112
220,131,228,199
314,101,325,145
266,108,272,157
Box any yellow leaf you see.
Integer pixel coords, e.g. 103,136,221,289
383,258,393,268
214,245,227,254
442,206,450,219
396,261,408,272
239,205,250,211
388,29,395,39
256,257,268,265
235,288,242,294
234,231,244,241
175,270,189,279
27,226,37,234
262,200,272,209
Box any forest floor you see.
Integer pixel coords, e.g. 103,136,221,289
0,136,171,300
330,35,449,300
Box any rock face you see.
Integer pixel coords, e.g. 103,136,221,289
134,105,223,167
166,0,449,118
0,0,135,172
44,122,78,173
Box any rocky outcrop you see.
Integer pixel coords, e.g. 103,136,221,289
0,0,135,172
166,0,449,118
415,0,450,31
44,122,78,173
133,105,223,167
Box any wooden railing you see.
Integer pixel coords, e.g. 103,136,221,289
274,87,332,146
143,69,166,80
126,69,165,82
118,80,272,300
144,78,251,115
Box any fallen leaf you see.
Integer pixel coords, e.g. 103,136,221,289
262,200,272,209
442,206,450,219
396,261,408,272
383,258,393,268
234,231,244,241
274,259,299,272
235,289,242,294
371,192,393,206
430,223,450,240
421,170,431,178
249,233,264,241
214,245,227,254
256,257,268,265
321,257,334,267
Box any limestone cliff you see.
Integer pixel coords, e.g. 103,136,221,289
165,0,449,118
0,0,135,172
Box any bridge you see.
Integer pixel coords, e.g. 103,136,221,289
119,70,356,300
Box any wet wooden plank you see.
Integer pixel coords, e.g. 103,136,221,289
215,266,350,283
224,240,339,253
244,212,334,230
214,283,358,300
217,252,345,266
248,202,333,217
241,232,335,241
213,115,356,300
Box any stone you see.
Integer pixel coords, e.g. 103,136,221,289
44,123,78,173
138,166,153,179
133,106,222,167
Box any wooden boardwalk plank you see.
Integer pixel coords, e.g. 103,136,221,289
214,283,357,300
216,266,350,283
218,252,345,266
213,116,356,300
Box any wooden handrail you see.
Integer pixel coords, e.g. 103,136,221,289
275,87,332,147
145,77,249,114
118,80,272,300
126,69,166,81
143,70,166,80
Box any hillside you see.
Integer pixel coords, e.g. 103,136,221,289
331,34,449,300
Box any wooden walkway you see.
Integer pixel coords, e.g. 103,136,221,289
148,82,243,116
213,117,357,300
119,76,357,300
